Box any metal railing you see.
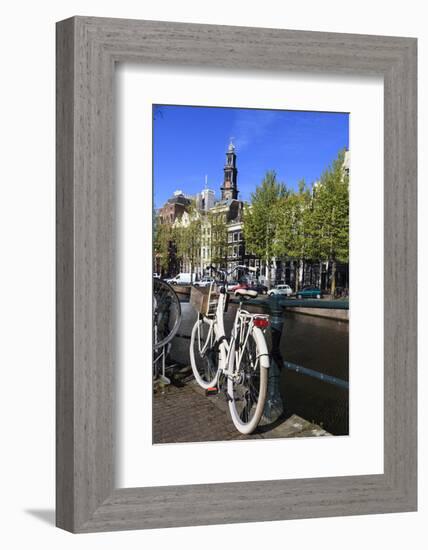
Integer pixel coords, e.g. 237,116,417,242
229,295,349,310
283,361,349,390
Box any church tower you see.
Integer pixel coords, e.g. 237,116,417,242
220,140,238,201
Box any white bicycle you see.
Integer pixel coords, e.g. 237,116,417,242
189,266,270,434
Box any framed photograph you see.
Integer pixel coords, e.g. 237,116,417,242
56,16,417,532
150,105,350,447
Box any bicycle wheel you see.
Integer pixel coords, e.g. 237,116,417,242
227,326,269,434
190,316,223,389
153,279,181,350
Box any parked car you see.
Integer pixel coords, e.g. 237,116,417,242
165,272,195,285
268,284,293,297
296,286,322,299
228,281,248,293
249,282,268,295
193,277,215,288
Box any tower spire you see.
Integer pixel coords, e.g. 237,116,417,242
221,140,238,201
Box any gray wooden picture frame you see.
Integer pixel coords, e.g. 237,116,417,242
56,16,417,533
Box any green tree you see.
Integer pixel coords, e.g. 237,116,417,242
208,211,228,268
174,201,201,283
153,218,174,276
274,180,313,291
243,171,287,288
310,149,349,295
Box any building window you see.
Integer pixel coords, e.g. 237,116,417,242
233,245,237,257
228,233,233,243
233,232,238,242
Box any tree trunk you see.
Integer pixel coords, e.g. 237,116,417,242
294,260,299,292
331,260,336,296
295,259,304,292
266,259,271,289
325,259,329,292
272,257,277,286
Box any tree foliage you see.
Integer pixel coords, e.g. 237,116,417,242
309,150,349,293
243,171,287,286
173,201,201,282
153,218,174,274
310,150,349,264
208,211,228,268
245,150,349,292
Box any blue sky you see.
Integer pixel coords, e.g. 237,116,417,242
153,105,349,208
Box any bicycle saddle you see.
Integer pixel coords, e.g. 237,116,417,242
234,288,258,299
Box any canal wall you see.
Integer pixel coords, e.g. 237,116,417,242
286,306,349,322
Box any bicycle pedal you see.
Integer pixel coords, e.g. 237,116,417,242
205,387,218,396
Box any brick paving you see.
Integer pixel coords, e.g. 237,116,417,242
153,367,330,444
153,382,244,443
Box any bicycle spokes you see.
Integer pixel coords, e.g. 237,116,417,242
240,374,261,422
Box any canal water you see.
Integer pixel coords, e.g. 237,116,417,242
169,300,349,436
279,311,349,436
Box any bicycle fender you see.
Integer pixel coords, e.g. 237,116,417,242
252,326,271,369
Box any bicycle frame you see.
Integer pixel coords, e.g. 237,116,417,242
196,274,270,383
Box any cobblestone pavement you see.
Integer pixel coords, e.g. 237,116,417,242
153,367,330,444
153,382,246,443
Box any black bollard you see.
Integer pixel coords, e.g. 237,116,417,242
260,294,284,425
